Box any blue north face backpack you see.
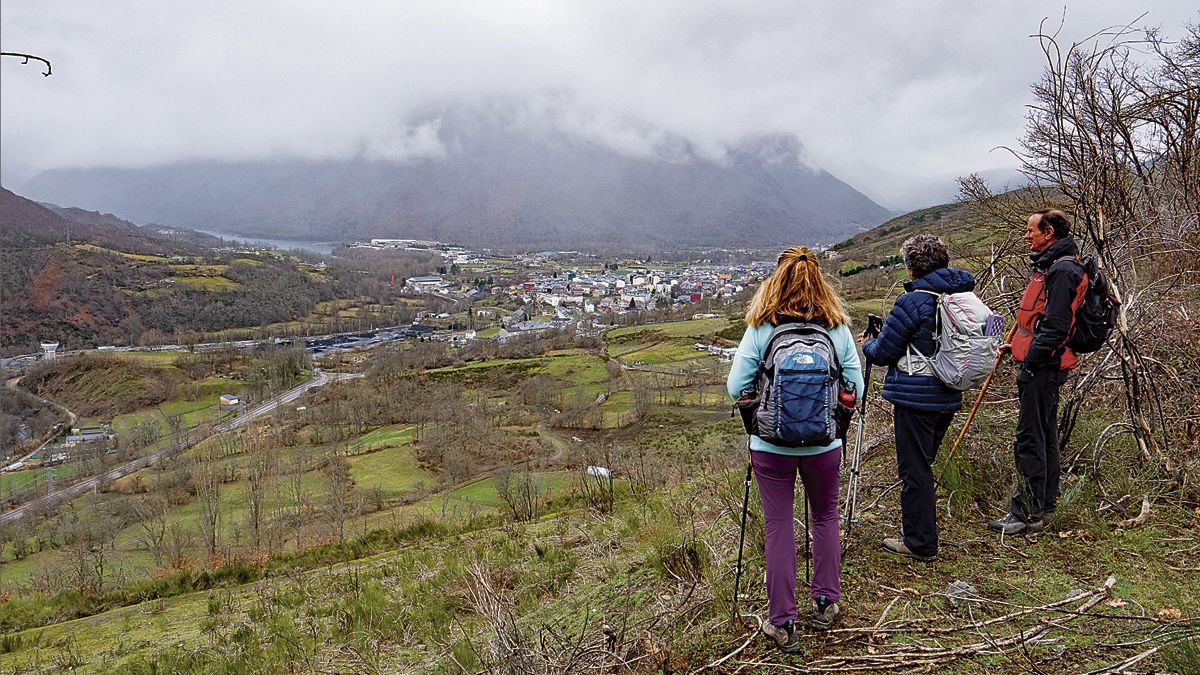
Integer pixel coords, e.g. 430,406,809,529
742,323,847,447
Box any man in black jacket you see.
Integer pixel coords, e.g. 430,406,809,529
991,209,1087,534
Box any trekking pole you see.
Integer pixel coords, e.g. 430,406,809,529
803,488,811,585
733,442,753,612
944,322,1018,465
845,314,882,540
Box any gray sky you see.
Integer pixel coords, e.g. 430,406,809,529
2,1,1195,208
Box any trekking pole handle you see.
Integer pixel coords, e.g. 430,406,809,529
867,313,883,337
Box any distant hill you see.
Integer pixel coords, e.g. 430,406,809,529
0,187,336,354
830,201,973,261
21,104,892,250
39,203,142,231
0,187,206,255
0,187,87,247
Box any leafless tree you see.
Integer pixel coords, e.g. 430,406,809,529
322,447,355,542
962,16,1200,485
245,432,276,555
495,462,544,521
132,494,170,568
191,445,222,562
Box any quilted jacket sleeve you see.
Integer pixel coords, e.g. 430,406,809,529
862,295,920,366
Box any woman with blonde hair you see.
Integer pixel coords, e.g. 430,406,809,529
727,246,863,650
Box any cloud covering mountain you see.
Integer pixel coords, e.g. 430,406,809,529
22,101,891,249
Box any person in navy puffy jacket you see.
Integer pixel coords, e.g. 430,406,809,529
858,234,974,561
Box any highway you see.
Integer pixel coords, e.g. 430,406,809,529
0,323,415,372
0,371,361,528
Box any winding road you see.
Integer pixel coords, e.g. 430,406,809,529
0,371,361,528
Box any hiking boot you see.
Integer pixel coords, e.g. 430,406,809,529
812,596,840,631
761,619,800,653
988,512,1044,535
881,537,936,562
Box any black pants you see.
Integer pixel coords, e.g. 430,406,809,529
893,406,955,557
1010,367,1068,520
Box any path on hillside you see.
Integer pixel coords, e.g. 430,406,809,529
0,371,361,527
2,377,78,471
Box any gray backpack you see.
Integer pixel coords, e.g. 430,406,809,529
743,323,847,447
901,290,1002,391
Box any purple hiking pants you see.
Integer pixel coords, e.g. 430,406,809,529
752,448,842,626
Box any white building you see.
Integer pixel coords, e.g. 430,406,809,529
40,341,59,360
405,275,446,293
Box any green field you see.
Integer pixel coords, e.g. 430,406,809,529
442,471,576,507
616,342,707,367
111,382,241,444
172,276,240,291
606,317,729,339
348,426,432,498
0,463,79,499
74,244,170,263
107,351,182,367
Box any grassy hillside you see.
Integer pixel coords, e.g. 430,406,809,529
18,354,183,418
2,207,1197,671
2,451,1196,672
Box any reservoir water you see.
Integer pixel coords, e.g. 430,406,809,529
192,228,338,255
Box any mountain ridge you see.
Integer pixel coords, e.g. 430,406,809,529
22,106,891,250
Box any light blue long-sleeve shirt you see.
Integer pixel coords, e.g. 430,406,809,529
726,322,864,456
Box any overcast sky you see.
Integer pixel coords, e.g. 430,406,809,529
1,1,1195,208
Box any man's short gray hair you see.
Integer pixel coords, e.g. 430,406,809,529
901,234,950,278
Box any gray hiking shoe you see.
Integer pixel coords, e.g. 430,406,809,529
881,537,936,562
988,512,1044,534
762,619,800,653
812,596,840,631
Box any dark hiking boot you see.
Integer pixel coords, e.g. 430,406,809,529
881,537,936,562
762,619,800,653
763,619,801,648
812,596,840,631
988,512,1044,535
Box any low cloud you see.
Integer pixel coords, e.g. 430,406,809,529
364,121,447,163
1,1,1194,206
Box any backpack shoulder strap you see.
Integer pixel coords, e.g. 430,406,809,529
1050,255,1084,272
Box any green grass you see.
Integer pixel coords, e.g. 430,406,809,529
74,244,170,263
607,318,729,339
540,354,609,384
171,276,239,291
347,426,432,499
598,391,633,427
0,463,79,499
7,477,1194,672
166,263,229,276
110,386,240,445
107,351,181,367
617,342,708,367
350,444,432,499
443,471,576,507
